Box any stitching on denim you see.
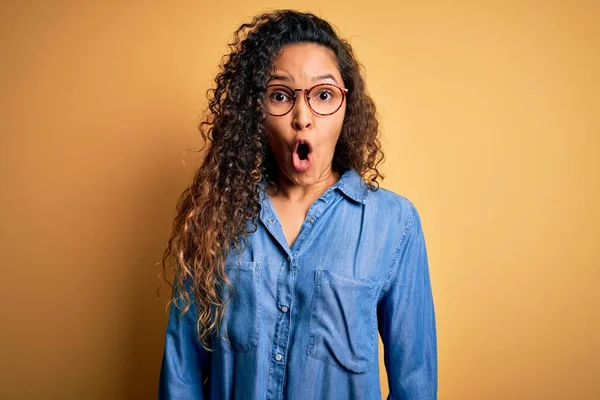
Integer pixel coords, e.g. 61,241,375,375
307,269,377,374
306,270,320,354
378,201,416,302
363,182,371,203
306,352,368,374
220,261,261,354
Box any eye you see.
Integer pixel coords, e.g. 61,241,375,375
269,91,292,102
315,90,333,101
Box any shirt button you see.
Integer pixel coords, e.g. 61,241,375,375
275,353,283,361
308,217,315,223
281,305,288,312
268,218,274,224
287,256,292,262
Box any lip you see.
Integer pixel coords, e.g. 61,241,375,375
291,136,314,172
293,137,314,154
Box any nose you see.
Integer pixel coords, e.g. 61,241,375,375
291,90,313,131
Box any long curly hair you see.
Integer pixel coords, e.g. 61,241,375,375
158,9,385,352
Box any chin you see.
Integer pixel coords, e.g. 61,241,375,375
291,167,321,182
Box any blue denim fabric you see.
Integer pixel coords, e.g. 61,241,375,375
159,167,438,399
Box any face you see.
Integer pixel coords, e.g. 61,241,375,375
263,42,347,187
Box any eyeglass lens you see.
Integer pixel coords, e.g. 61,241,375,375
264,85,344,116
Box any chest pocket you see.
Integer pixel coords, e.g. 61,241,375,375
307,269,380,374
219,261,263,354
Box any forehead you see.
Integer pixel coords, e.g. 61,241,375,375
272,43,341,79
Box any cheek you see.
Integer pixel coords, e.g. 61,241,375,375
338,105,347,126
264,119,288,150
327,113,345,141
265,116,286,134
332,104,346,128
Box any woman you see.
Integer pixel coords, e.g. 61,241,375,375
158,9,437,400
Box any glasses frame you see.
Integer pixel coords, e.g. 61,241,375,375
263,83,349,117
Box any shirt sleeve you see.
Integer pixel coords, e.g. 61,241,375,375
158,282,211,400
377,202,438,400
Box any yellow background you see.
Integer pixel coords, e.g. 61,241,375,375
1,1,598,399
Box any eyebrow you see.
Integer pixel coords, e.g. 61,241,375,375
269,73,339,85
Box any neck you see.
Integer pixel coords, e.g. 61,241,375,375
269,168,341,202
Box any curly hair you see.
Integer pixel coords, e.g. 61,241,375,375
158,9,385,352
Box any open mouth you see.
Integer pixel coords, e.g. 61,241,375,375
292,138,313,172
297,142,310,160
294,138,313,159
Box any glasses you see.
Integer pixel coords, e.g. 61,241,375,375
262,83,349,117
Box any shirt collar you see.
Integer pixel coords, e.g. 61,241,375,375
258,168,369,204
335,168,370,204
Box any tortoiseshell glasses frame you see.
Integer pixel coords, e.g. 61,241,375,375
262,83,349,117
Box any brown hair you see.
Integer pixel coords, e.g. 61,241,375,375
158,9,385,352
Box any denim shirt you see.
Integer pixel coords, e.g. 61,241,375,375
159,167,438,400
